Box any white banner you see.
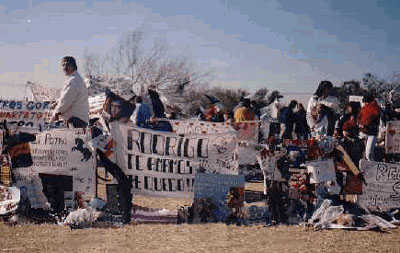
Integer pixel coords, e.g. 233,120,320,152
385,121,400,154
13,129,96,210
358,160,400,210
169,119,260,165
306,159,336,184
0,100,63,129
111,122,239,198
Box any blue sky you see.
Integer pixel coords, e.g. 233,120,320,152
0,0,399,98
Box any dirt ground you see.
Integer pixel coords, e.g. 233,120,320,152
1,181,400,253
1,223,399,253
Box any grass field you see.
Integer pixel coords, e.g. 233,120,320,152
1,181,399,253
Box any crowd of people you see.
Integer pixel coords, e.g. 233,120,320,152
50,56,399,164
195,80,398,165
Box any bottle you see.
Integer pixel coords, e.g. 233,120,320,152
0,155,11,186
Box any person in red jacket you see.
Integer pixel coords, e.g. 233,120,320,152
358,93,381,161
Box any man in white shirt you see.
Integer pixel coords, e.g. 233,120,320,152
51,56,89,128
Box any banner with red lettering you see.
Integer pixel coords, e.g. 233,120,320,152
0,100,63,129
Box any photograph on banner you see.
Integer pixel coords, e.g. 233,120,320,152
385,121,400,154
0,100,63,129
358,160,400,210
12,129,96,211
111,122,239,198
102,89,135,123
305,159,336,184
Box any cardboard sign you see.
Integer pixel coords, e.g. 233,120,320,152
385,121,400,154
111,123,239,198
194,173,245,204
0,100,63,129
306,159,336,184
13,129,96,210
358,160,400,210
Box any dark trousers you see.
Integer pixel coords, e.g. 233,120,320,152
68,117,88,128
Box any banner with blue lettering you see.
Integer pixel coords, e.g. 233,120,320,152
0,100,63,129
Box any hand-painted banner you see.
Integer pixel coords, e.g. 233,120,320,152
358,160,400,210
0,100,63,129
168,119,260,165
385,121,400,154
13,129,96,210
111,122,239,198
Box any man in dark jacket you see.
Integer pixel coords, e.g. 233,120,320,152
280,100,297,139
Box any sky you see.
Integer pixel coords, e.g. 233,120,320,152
1,0,400,99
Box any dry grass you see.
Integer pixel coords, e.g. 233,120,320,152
1,181,399,253
0,223,399,253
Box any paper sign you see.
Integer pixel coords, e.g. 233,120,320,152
306,159,336,184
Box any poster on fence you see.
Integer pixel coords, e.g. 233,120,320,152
358,160,400,210
12,129,96,210
111,122,239,198
169,119,260,164
194,173,245,204
0,100,63,129
306,159,336,184
385,121,400,154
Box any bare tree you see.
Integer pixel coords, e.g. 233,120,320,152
82,48,105,77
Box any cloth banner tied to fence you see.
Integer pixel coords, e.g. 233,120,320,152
111,122,239,198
